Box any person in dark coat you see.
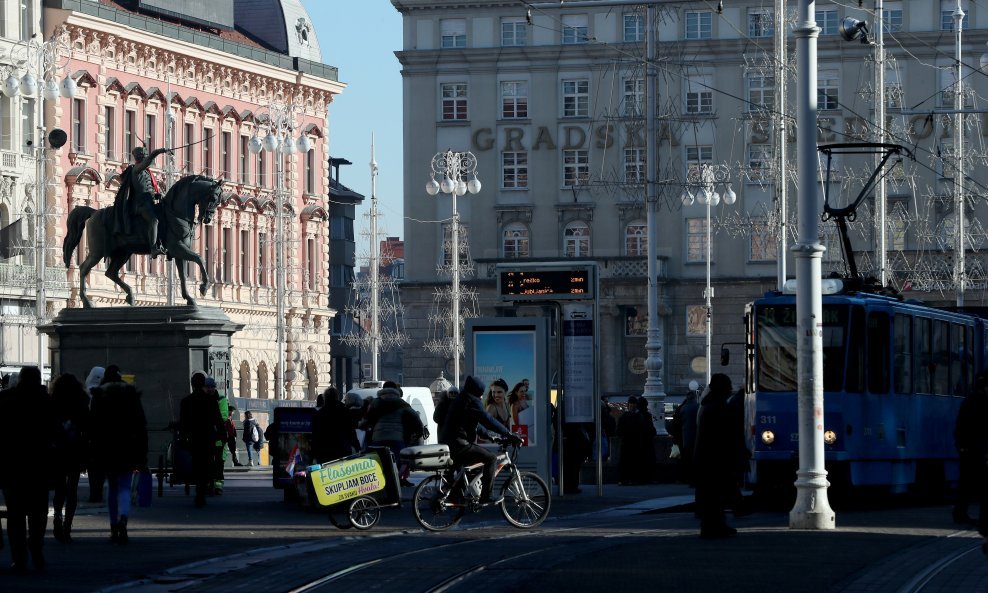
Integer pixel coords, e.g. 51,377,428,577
51,373,91,544
693,373,739,539
179,372,225,508
955,371,988,535
617,396,648,485
83,366,105,503
242,411,265,467
672,391,700,486
0,366,55,572
359,381,423,486
311,387,360,464
433,386,458,437
439,376,520,504
636,396,658,483
89,365,147,545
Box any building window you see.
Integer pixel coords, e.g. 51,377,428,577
239,135,249,185
624,147,645,185
502,223,530,258
501,81,528,119
564,221,590,257
258,232,267,286
501,17,527,46
20,98,33,156
623,13,644,42
125,110,135,157
442,223,469,266
104,106,115,160
221,227,231,283
220,131,231,179
203,129,213,175
330,264,347,288
625,221,647,256
686,217,709,263
686,76,713,114
145,113,157,150
440,18,466,48
441,82,468,121
307,237,316,290
183,122,193,173
748,145,772,181
562,79,589,117
240,229,250,285
818,9,838,35
563,149,589,187
561,14,588,44
818,69,839,110
257,150,267,187
502,150,528,189
748,9,774,38
204,225,214,281
686,145,713,179
883,7,903,32
747,74,775,113
623,77,644,117
940,67,974,108
941,1,967,31
305,148,315,194
685,10,712,40
71,98,85,153
0,98,13,151
749,217,774,261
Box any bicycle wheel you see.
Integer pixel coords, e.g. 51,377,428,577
348,496,381,530
413,474,464,532
500,471,551,529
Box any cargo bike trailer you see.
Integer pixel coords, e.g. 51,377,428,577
307,445,402,530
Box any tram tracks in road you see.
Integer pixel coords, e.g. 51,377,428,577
285,513,689,593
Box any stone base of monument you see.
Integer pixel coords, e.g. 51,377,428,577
41,306,243,465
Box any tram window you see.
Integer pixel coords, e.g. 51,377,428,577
893,314,912,394
950,324,965,396
915,317,931,394
868,312,890,394
846,306,866,393
932,320,949,395
756,304,847,392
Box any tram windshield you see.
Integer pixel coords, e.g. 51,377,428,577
756,304,848,392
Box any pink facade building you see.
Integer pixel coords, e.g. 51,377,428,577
41,0,344,399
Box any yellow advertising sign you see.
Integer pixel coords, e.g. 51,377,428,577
310,454,385,507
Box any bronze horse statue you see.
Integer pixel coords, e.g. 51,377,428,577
62,175,224,308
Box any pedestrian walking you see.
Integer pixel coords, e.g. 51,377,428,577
955,371,988,538
179,372,225,508
51,373,91,544
206,377,230,493
242,411,264,467
0,366,56,572
617,396,653,485
224,408,242,467
84,366,106,504
89,365,148,545
311,387,359,464
694,373,740,539
670,390,700,486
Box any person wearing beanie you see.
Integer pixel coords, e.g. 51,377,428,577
439,376,521,505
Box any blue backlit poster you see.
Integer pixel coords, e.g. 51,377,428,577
472,330,538,446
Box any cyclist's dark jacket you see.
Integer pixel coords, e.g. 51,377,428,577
439,390,510,447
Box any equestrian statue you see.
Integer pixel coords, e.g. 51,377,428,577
62,150,225,308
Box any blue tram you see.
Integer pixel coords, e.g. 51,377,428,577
744,279,987,494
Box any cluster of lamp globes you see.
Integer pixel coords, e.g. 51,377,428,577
2,69,77,100
425,174,482,196
246,129,313,155
680,184,737,207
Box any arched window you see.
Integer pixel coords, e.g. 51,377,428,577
502,222,530,258
257,362,269,400
564,221,590,257
625,221,647,256
239,361,251,399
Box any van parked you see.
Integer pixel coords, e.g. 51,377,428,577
346,385,438,445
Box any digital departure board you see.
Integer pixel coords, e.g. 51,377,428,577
498,265,595,301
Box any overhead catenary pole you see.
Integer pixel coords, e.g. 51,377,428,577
369,134,380,383
790,0,835,530
875,0,887,287
776,0,788,291
955,0,966,307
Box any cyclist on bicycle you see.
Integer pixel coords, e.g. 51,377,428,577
439,375,522,505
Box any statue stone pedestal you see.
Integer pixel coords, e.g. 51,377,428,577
41,306,243,463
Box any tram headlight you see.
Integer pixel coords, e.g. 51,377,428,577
761,430,775,445
823,430,838,446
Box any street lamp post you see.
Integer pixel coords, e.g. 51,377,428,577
425,150,481,387
248,100,313,400
681,163,736,385
3,34,73,378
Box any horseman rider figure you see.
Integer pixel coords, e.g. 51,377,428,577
113,146,170,257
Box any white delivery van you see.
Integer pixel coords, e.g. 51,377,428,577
346,385,438,445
